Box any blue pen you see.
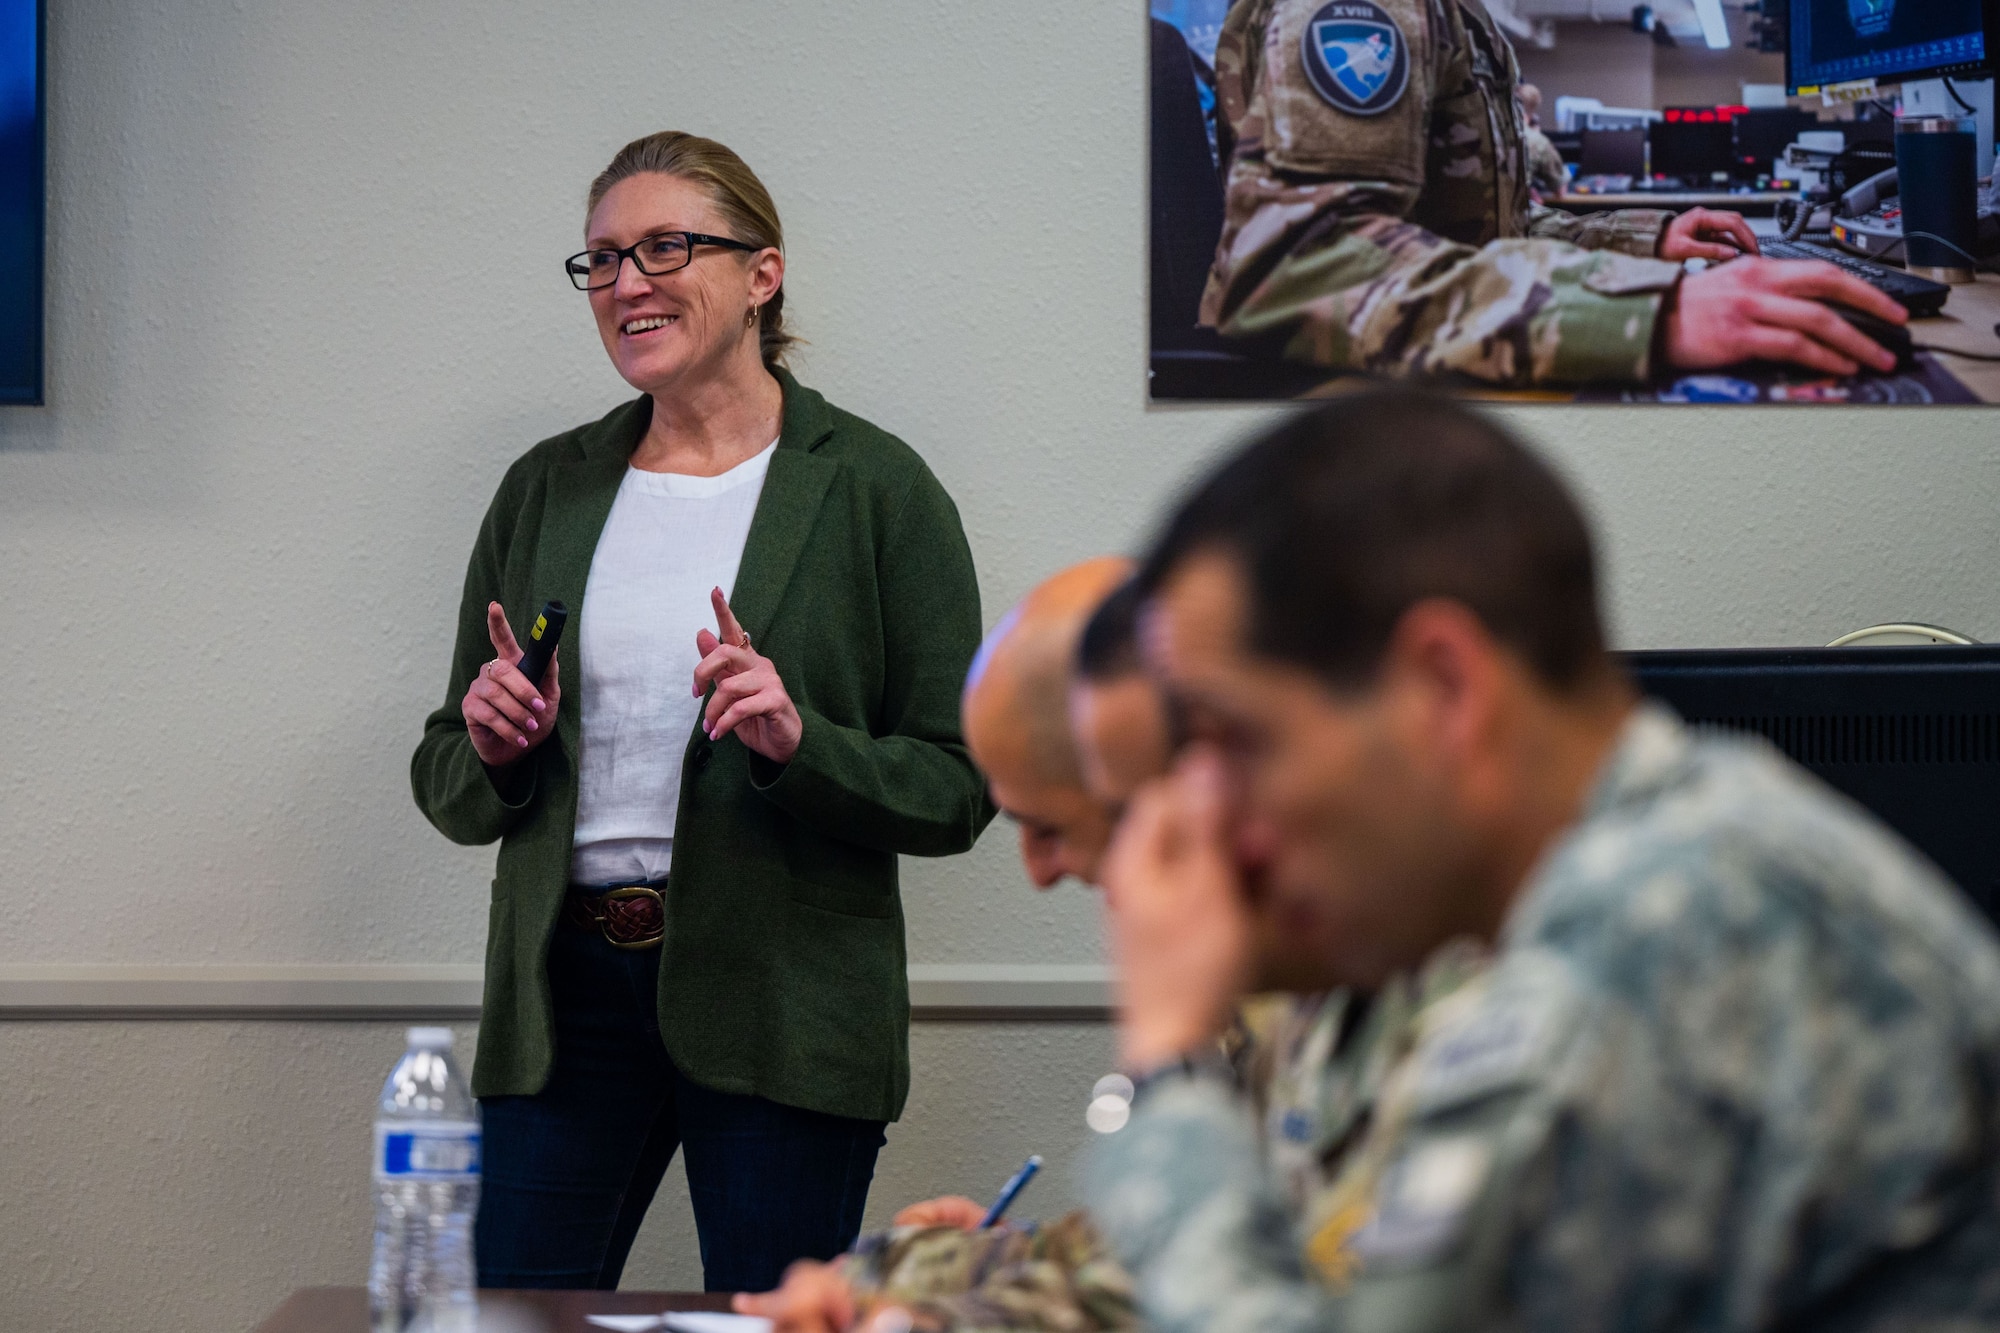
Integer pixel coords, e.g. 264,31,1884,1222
979,1154,1043,1228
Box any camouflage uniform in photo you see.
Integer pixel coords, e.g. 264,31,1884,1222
1203,0,1686,384
1521,126,1568,200
1088,704,2000,1332
827,961,1489,1330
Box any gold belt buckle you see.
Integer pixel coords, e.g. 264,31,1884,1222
598,884,665,950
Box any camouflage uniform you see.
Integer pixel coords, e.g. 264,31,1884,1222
1253,944,1487,1289
1203,0,1686,384
1521,126,1567,200
1087,704,2000,1332
835,1212,1139,1332
830,957,1490,1330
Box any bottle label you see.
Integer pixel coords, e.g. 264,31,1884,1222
375,1122,481,1180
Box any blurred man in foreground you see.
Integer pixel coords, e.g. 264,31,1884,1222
745,553,1489,1331
1088,390,2000,1331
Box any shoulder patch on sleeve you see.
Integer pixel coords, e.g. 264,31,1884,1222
1408,958,1579,1115
1300,1,1411,117
1410,1002,1548,1113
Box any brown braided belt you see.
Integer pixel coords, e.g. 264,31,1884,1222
564,883,665,950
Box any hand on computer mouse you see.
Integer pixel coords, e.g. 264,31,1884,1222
1822,301,1916,372
1661,258,1907,377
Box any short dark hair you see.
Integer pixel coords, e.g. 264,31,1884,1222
1135,390,1608,692
1076,578,1146,683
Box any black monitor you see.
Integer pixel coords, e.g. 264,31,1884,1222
1,0,42,404
1733,107,1820,176
1622,645,2000,924
1787,0,1988,93
1650,117,1736,181
1580,127,1647,178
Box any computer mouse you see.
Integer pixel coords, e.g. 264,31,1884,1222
1823,300,1916,374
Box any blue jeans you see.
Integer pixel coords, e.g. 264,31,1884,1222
475,922,887,1292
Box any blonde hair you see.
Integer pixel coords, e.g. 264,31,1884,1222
588,131,797,368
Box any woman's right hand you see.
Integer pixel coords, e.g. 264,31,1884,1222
460,601,561,767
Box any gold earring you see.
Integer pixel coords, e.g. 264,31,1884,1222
746,306,758,328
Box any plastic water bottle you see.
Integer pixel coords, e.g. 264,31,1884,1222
369,1027,480,1333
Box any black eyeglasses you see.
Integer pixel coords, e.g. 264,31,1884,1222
565,232,761,291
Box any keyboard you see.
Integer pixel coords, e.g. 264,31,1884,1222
1760,238,1950,317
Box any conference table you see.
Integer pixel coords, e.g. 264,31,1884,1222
253,1287,735,1332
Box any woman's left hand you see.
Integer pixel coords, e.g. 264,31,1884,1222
694,587,803,765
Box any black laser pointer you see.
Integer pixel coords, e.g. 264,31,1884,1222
515,600,568,689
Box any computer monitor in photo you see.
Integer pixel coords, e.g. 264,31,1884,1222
1580,126,1648,178
1787,0,1987,93
1651,114,1736,182
1733,107,1820,177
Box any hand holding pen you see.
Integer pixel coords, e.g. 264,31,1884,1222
734,1155,1047,1331
889,1154,1044,1232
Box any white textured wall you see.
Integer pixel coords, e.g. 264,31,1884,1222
3,0,1999,1328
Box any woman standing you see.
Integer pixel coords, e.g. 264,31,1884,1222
411,132,991,1293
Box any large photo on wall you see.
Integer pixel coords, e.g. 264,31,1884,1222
1147,0,2000,404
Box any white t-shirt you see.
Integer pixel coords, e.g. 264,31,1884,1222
569,440,777,885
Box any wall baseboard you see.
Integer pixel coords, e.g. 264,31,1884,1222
0,963,1113,1021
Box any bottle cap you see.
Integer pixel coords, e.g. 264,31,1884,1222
406,1026,455,1049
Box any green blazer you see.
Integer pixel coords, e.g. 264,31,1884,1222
411,370,994,1123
